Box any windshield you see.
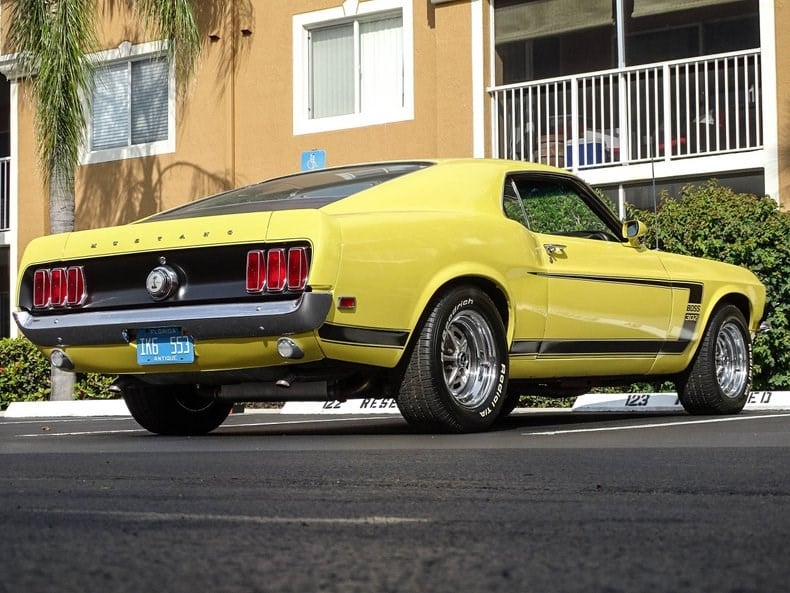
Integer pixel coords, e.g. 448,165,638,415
147,162,434,221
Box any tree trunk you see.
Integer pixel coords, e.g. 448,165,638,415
50,366,76,401
48,163,76,401
49,162,76,234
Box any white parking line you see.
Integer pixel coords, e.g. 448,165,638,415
18,428,148,437
523,413,790,436
17,416,397,437
2,417,132,426
29,508,429,526
221,416,396,430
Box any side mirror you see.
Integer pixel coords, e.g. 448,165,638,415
622,220,648,246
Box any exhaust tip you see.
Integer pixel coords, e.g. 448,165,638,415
276,337,304,359
50,349,75,371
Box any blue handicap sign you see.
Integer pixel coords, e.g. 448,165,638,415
301,150,326,171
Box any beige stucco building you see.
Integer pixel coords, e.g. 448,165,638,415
0,0,786,336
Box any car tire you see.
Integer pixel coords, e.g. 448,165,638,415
676,304,751,415
396,286,509,432
121,380,232,435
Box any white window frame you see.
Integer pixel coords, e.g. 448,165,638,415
292,0,414,135
81,40,176,165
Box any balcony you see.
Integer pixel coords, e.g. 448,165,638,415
490,49,762,174
0,157,9,231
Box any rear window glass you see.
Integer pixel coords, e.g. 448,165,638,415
147,162,433,221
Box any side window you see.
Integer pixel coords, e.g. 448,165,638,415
509,177,615,239
503,179,528,226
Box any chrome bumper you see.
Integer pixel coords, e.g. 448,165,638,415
14,293,333,347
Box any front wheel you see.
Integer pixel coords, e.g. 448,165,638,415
396,286,509,432
676,305,752,415
120,380,232,435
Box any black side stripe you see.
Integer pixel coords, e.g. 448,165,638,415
319,323,409,348
510,339,691,357
528,271,703,296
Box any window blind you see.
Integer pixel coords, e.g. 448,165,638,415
131,58,169,145
91,62,129,151
632,0,738,18
495,0,612,44
360,16,404,114
310,24,355,119
90,55,169,151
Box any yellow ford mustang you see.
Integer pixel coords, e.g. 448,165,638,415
15,159,765,434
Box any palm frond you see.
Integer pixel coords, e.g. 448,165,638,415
7,0,97,183
136,0,201,94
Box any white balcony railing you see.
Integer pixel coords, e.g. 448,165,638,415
490,49,762,170
0,157,9,231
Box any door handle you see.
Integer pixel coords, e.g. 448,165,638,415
544,243,567,263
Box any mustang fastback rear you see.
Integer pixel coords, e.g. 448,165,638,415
15,159,766,434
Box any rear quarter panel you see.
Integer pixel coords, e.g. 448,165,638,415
317,209,533,367
313,161,548,368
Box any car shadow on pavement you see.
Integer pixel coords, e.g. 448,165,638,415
212,411,686,437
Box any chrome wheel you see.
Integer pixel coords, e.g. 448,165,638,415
397,286,508,432
441,309,497,409
716,321,749,399
676,305,750,415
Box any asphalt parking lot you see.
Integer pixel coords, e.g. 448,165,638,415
2,409,790,593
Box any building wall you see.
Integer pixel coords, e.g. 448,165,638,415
74,2,236,229
773,0,790,211
233,0,476,188
15,83,48,252
7,0,784,251
71,0,476,231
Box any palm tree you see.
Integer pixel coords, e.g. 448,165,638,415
7,0,201,399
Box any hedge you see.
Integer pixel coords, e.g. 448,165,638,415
0,337,116,410
630,180,790,390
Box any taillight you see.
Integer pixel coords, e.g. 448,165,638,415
33,269,50,308
50,268,67,307
266,249,287,292
67,266,86,305
287,247,309,291
245,250,266,293
31,266,87,309
246,246,310,294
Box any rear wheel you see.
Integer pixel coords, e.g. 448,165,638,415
396,286,509,432
676,305,751,415
120,380,232,435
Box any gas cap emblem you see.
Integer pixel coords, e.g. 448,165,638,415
145,265,179,301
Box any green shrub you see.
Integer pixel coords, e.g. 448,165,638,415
630,180,790,389
0,337,51,408
0,337,117,409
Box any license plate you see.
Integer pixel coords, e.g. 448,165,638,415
136,327,195,365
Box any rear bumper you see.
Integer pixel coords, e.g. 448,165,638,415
14,293,334,347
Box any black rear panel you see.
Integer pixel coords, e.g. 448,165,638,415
19,243,310,314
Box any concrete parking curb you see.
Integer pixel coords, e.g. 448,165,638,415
281,398,401,415
4,399,131,418
572,391,790,412
4,391,789,419
1,400,284,418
